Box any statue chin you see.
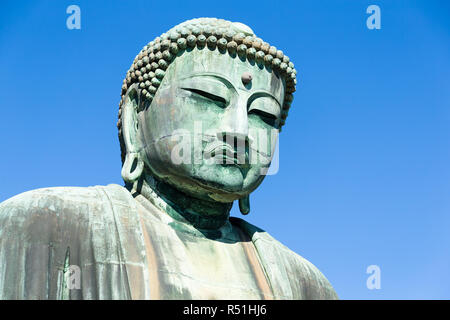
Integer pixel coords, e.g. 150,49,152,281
144,156,266,203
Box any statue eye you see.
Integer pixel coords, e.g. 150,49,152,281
247,95,281,128
248,108,277,127
182,87,227,108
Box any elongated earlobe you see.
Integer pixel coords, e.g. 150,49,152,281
120,84,144,184
121,152,144,184
239,195,250,215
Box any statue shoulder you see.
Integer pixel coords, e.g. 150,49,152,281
0,184,130,235
0,184,134,299
230,217,338,300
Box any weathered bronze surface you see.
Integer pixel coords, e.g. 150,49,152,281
0,18,338,299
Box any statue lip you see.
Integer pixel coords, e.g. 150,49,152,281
205,145,244,166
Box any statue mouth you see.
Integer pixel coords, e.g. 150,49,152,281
205,145,240,165
202,136,249,167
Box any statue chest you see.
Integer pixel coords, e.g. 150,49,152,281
137,209,274,300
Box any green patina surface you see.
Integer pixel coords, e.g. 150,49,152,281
0,18,338,300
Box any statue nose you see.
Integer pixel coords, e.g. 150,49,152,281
217,97,252,163
220,96,249,138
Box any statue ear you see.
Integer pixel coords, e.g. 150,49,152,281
239,195,250,215
121,85,144,184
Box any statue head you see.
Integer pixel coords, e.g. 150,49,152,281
117,18,297,212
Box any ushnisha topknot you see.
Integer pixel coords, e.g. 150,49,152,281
118,18,297,163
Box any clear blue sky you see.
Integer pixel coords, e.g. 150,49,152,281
0,0,449,299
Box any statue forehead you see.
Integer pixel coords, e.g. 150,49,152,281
163,48,285,103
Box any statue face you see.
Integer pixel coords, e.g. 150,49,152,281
138,48,284,202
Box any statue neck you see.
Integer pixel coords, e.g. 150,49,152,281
130,174,233,230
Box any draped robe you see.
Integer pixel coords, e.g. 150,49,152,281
0,184,338,299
